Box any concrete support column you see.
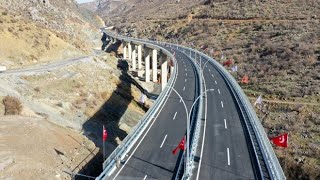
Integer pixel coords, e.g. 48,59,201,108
128,43,132,61
170,65,174,75
152,49,157,82
138,45,142,70
123,43,127,59
132,45,136,71
145,49,150,82
161,56,168,90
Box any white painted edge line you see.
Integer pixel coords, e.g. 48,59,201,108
227,148,230,166
218,89,220,94
224,119,227,129
215,80,217,84
179,99,182,103
221,101,224,108
143,175,147,180
112,72,176,179
196,62,208,180
173,112,177,120
160,134,168,148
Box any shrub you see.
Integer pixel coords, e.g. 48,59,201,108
2,96,22,115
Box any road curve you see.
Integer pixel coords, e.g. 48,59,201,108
187,51,256,180
109,48,200,179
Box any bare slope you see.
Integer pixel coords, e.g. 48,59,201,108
0,53,151,179
0,0,103,69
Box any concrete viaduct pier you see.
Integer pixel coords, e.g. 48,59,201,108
109,34,173,91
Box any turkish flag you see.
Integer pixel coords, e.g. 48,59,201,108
270,133,288,148
241,75,249,84
223,59,232,67
103,126,108,142
172,137,185,155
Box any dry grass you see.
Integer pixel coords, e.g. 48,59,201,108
2,96,22,115
258,102,320,179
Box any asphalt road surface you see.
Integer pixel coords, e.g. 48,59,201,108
109,48,199,180
188,51,256,180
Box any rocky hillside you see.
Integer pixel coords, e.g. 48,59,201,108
0,0,103,69
87,0,320,179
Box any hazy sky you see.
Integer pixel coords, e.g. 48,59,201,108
76,0,94,4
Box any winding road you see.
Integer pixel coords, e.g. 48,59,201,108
109,48,199,179
107,44,257,179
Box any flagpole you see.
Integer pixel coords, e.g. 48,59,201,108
103,125,106,161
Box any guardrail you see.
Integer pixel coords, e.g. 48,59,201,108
155,41,285,179
96,32,179,180
97,31,285,179
174,45,285,179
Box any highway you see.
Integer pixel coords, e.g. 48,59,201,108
98,32,285,180
109,48,200,179
187,51,256,179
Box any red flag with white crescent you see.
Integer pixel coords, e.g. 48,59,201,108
172,137,185,155
270,133,288,148
103,126,108,142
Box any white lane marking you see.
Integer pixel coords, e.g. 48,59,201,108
173,112,177,120
215,80,217,84
143,175,147,180
224,119,227,129
221,101,224,108
183,86,185,91
196,64,208,180
208,69,211,72
185,79,187,82
160,135,167,148
227,148,230,165
218,89,220,94
186,73,188,76
185,68,187,71
212,74,214,78
112,73,176,179
180,99,182,103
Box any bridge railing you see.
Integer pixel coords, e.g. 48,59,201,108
97,31,285,179
176,45,285,180
152,41,284,179
96,31,179,180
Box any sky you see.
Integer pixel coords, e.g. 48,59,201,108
76,0,95,4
